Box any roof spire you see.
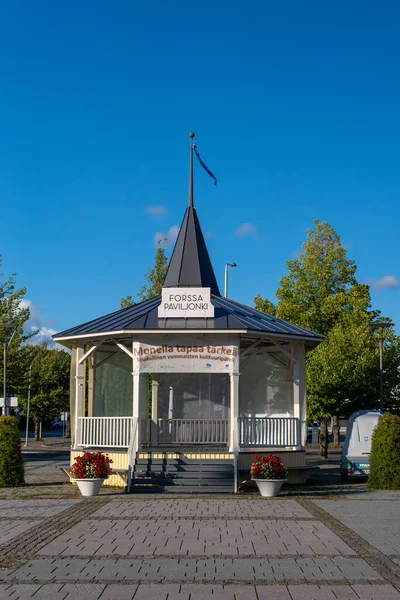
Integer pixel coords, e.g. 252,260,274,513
188,132,194,208
162,132,220,295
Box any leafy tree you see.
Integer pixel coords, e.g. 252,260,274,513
307,315,400,421
120,296,135,309
275,221,359,337
254,221,399,458
253,294,276,315
18,343,70,441
138,239,169,301
0,255,33,397
120,238,170,308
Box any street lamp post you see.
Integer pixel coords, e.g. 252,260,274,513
369,321,394,412
224,262,237,297
24,364,32,447
0,323,14,416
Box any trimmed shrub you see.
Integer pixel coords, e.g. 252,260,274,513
368,413,400,490
0,416,25,487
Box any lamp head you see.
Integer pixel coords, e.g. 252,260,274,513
370,321,394,329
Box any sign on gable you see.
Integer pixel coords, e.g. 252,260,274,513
158,287,214,318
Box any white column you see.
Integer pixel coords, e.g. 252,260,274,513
132,373,140,452
87,354,95,417
299,342,307,448
292,343,302,449
69,348,77,447
229,372,240,453
151,379,159,446
74,345,84,447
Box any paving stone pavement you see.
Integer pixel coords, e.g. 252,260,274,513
0,521,42,545
92,498,313,519
0,555,382,583
315,499,400,556
0,500,80,518
37,517,355,557
0,495,400,599
0,583,400,599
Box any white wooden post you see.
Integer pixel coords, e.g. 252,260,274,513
69,348,77,447
132,373,140,451
229,372,240,453
151,379,159,446
74,345,84,447
298,342,307,448
292,343,302,449
87,354,95,417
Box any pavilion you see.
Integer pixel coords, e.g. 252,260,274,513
54,134,323,492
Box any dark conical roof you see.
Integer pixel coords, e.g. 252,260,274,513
162,206,220,295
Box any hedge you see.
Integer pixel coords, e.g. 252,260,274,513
0,416,25,487
368,413,400,490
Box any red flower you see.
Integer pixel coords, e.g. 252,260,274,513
250,453,287,480
70,452,113,479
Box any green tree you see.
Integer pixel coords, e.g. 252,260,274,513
120,238,170,308
253,294,276,315
254,221,399,458
120,296,135,309
0,255,33,396
307,315,400,421
18,343,71,441
275,221,359,337
138,238,169,301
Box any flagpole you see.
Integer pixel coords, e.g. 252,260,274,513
188,132,195,208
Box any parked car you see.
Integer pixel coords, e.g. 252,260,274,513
51,418,63,428
340,409,382,481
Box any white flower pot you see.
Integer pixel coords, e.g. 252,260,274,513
252,478,287,497
73,478,106,497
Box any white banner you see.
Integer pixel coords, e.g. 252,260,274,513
133,336,239,374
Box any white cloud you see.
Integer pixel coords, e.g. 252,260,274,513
153,225,179,248
234,222,257,237
204,231,215,239
20,299,60,347
146,205,167,217
370,276,399,290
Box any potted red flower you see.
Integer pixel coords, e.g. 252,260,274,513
70,452,113,497
251,454,288,497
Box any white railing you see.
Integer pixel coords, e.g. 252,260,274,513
156,418,229,445
78,417,135,448
239,417,300,447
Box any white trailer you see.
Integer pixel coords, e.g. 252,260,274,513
340,409,382,481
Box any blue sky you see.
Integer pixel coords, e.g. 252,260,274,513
1,1,399,339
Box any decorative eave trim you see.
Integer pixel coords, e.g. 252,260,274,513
53,328,322,344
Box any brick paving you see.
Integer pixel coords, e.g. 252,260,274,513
37,517,354,557
0,556,381,583
92,498,313,519
316,499,400,555
0,494,400,599
0,500,80,518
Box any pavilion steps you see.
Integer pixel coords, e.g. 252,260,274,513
130,454,234,493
